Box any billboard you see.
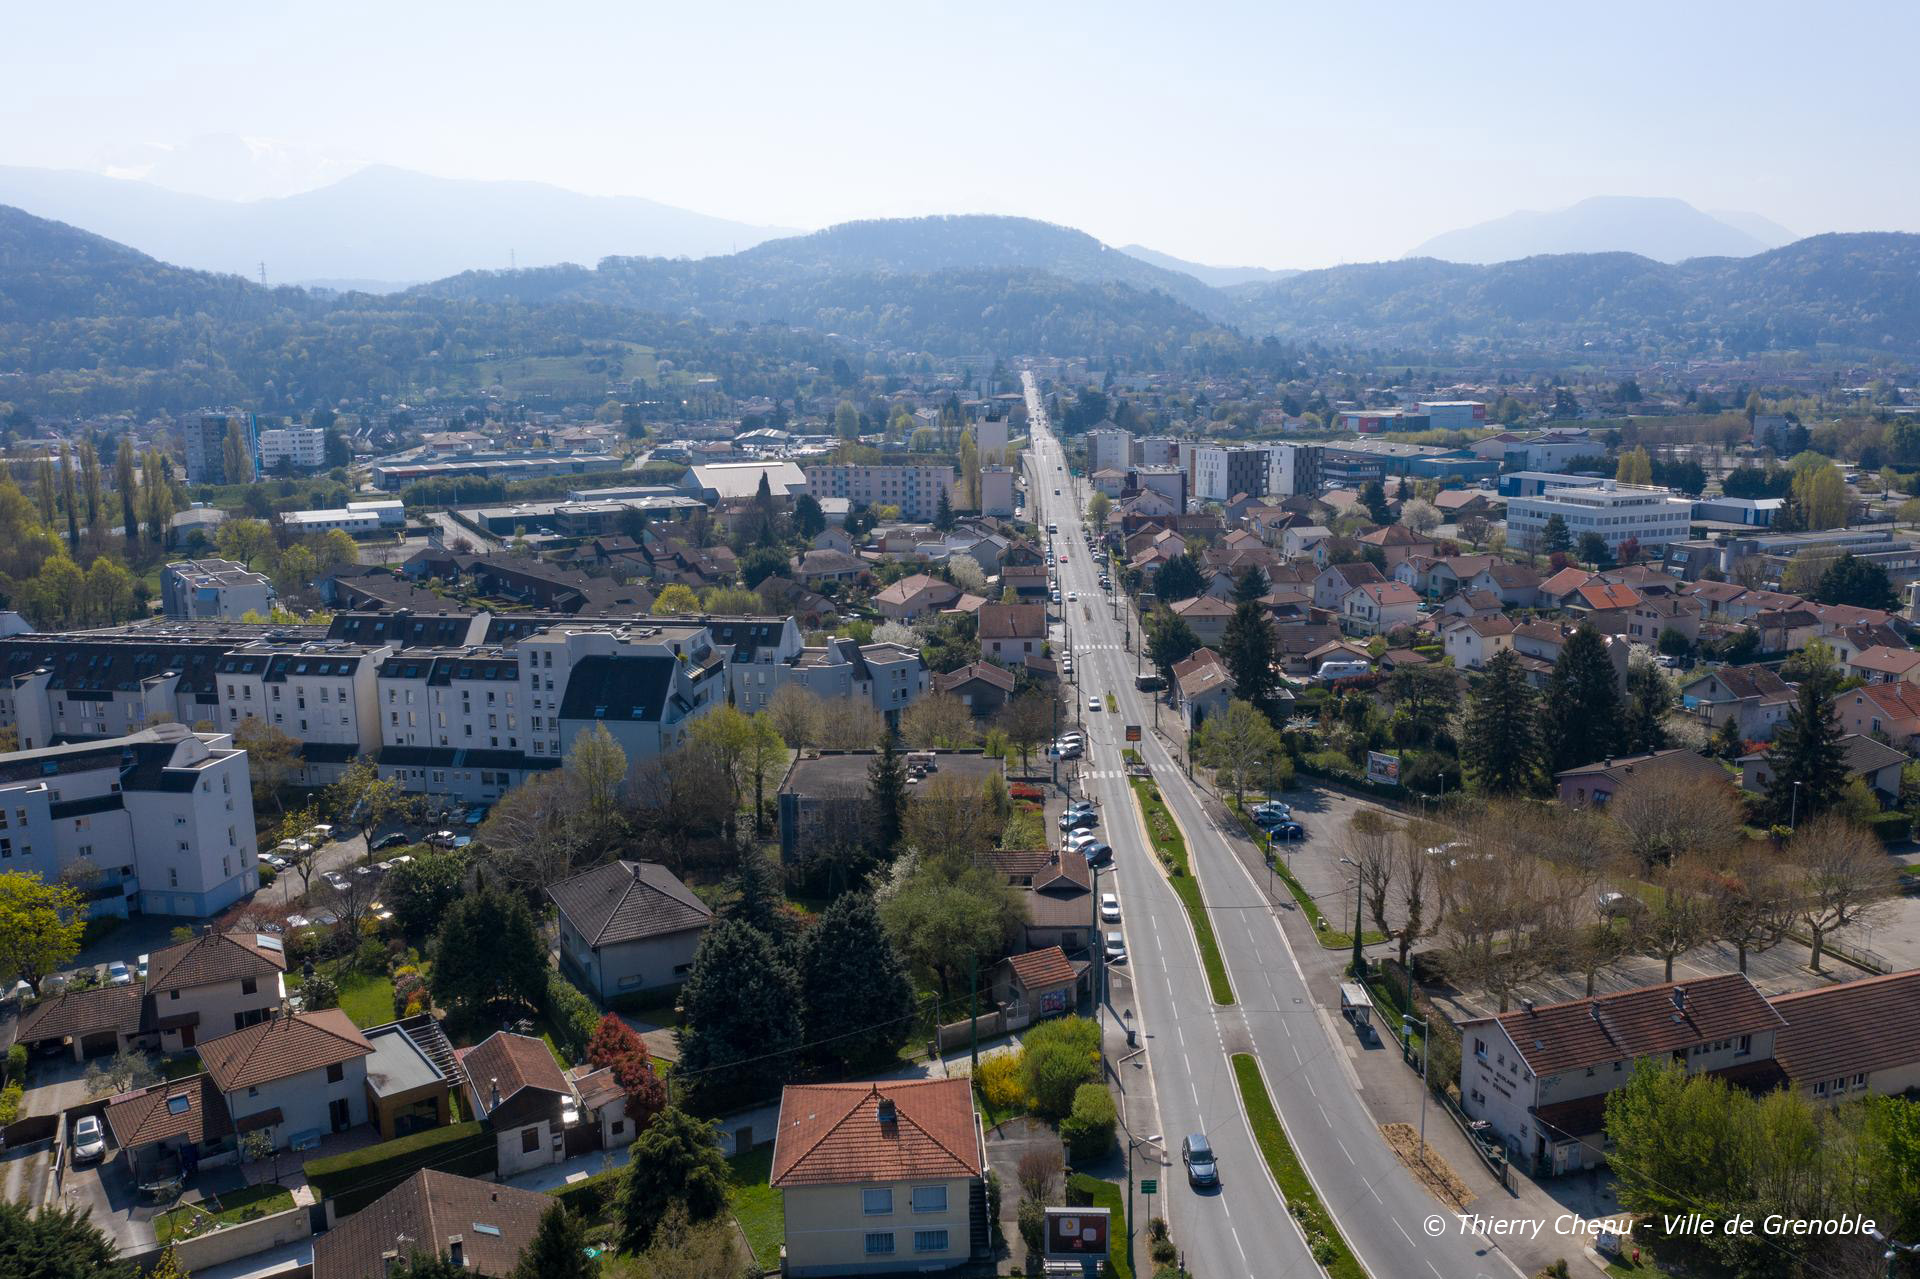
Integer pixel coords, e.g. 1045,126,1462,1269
1044,1207,1110,1260
1366,751,1401,786
1125,724,1142,742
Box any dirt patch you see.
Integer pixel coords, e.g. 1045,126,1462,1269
1380,1122,1475,1211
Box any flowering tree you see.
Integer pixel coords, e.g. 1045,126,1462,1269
586,1013,667,1132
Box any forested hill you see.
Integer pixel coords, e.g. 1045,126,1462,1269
1224,233,1920,354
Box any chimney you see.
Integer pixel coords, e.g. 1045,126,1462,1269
1672,987,1686,1014
1521,998,1535,1014
490,1077,500,1112
877,1097,897,1126
382,1252,399,1276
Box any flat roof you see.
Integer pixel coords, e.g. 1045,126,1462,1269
363,1024,444,1097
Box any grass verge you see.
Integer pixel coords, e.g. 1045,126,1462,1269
727,1145,783,1271
1065,1173,1132,1279
155,1183,294,1243
1128,779,1234,1005
1230,1054,1365,1279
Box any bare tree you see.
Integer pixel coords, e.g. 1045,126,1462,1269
275,804,326,898
818,699,886,751
899,692,977,750
1786,815,1898,972
1392,822,1435,976
1637,858,1718,981
1345,810,1397,941
1434,851,1562,1013
1604,768,1744,871
1699,844,1798,973
996,689,1054,773
904,773,1001,869
767,685,824,753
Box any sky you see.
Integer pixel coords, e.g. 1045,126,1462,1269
5,0,1917,269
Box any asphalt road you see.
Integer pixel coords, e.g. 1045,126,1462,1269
1023,373,1522,1279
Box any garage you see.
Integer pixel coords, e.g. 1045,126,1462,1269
80,1030,121,1058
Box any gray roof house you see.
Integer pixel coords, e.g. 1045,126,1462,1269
549,861,714,1003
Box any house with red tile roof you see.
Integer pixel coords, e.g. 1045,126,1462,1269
1833,680,1920,746
771,1077,987,1276
1536,567,1596,608
460,1030,577,1177
1458,974,1786,1175
198,1009,375,1152
1439,615,1516,670
992,946,1083,1020
1340,579,1422,636
1768,969,1920,1101
1843,644,1920,685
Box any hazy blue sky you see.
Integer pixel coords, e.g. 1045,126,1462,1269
6,0,1915,268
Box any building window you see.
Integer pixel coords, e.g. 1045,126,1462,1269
862,1188,893,1215
914,1230,950,1253
521,1126,541,1154
326,1061,345,1084
864,1233,895,1256
911,1185,947,1213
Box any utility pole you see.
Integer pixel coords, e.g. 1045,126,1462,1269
968,952,979,1071
1402,1013,1430,1166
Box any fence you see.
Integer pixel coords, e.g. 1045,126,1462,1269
933,1007,1030,1054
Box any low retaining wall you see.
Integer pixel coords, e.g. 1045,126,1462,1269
136,1203,312,1273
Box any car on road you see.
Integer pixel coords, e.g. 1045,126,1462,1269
1103,932,1127,964
1051,591,1062,605
71,1116,106,1164
1088,696,1101,712
1067,591,1077,601
106,961,132,986
1182,1133,1219,1187
1050,739,1083,759
1100,893,1120,922
1083,842,1114,869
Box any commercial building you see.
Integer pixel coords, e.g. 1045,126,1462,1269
280,500,406,536
1338,409,1428,433
257,426,327,472
1505,481,1693,556
370,451,623,490
803,464,956,522
0,724,259,918
161,560,275,621
1416,400,1486,430
678,460,809,504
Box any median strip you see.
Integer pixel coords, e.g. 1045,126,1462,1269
1231,1053,1368,1279
1128,777,1235,1005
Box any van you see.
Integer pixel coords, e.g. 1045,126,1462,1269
1314,659,1372,682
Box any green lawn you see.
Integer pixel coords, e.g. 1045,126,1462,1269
1230,1054,1364,1279
160,1055,203,1081
335,972,395,1029
1129,779,1235,1005
156,1183,294,1243
726,1145,783,1271
1607,1243,1680,1279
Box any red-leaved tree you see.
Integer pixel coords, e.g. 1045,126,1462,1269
586,1012,667,1132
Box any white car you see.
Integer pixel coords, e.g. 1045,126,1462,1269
1067,591,1078,601
1088,696,1101,712
71,1115,106,1164
1100,893,1121,923
136,954,149,980
1066,830,1101,853
106,961,132,986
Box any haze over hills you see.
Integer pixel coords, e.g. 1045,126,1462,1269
1116,244,1300,289
0,164,800,287
1407,195,1799,265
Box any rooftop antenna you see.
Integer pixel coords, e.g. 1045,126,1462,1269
258,262,266,286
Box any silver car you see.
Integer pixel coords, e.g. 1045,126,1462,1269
71,1115,106,1164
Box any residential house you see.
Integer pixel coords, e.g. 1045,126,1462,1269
933,662,1016,719
791,549,870,587
1738,734,1906,805
1172,649,1235,731
1823,621,1911,668
1469,562,1543,609
461,1031,576,1178
1833,680,1920,748
978,604,1046,665
1570,582,1642,615
1312,561,1385,611
1281,525,1332,564
1276,622,1346,675
1622,594,1701,646
1755,609,1821,654
565,1064,643,1152
875,574,961,621
991,946,1083,1022
1458,974,1786,1176
1436,589,1505,620
1535,567,1596,610
780,752,1004,865
770,1077,988,1277
1844,645,1920,685
145,929,289,1053
1301,639,1373,678
1398,554,1495,600
1357,524,1436,568
362,1016,459,1140
1768,971,1920,1102
1679,665,1795,742
1341,580,1422,636
549,860,713,1002
103,1072,237,1180
1554,749,1732,809
12,983,147,1063
1169,595,1234,648
1021,849,1096,953
1440,616,1516,670
312,1169,552,1279
199,1009,376,1152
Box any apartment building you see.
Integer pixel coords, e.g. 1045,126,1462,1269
1188,445,1270,502
257,426,328,471
979,465,1016,517
0,724,258,918
1084,427,1133,474
160,560,275,622
803,464,957,522
183,415,234,484
1506,481,1693,556
215,644,388,776
1264,442,1322,497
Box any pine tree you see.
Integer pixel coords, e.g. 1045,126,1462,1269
868,735,907,858
727,846,787,940
676,921,802,1112
1221,600,1278,713
1763,679,1850,823
1711,714,1746,759
1462,649,1542,794
510,1202,595,1279
934,486,954,531
800,893,915,1073
1540,626,1622,773
1620,661,1674,755
1541,514,1571,555
1231,565,1267,605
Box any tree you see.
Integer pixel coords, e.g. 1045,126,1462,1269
1790,457,1849,529
1151,551,1202,602
800,893,915,1073
1540,514,1571,555
586,1013,667,1134
1358,480,1391,523
1458,515,1491,550
1540,626,1621,774
1085,490,1111,526
1145,609,1201,689
1019,1016,1101,1120
1619,659,1674,755
1193,699,1285,804
428,888,548,1015
1575,531,1611,568
933,487,954,531
833,401,861,440
1220,600,1278,714
1399,498,1440,533
1813,553,1898,610
996,690,1054,773
1461,650,1541,795
81,558,134,626
0,1199,133,1279
1787,815,1896,972
766,685,823,752
1385,665,1459,744
0,871,85,996
879,855,1022,1002
1615,446,1653,485
113,437,137,547
1345,811,1397,942
214,517,276,569
510,1202,594,1279
868,734,908,857
676,921,802,1111
1638,860,1717,981
1392,823,1434,977
900,692,976,750
1763,678,1850,824
948,553,986,592
232,718,301,812
1700,846,1796,974
652,584,701,615
615,1202,749,1279
616,1106,729,1252
58,444,78,549
326,755,412,853
791,493,826,539
384,849,467,938
1604,766,1743,871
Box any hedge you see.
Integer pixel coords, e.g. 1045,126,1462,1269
548,1167,623,1223
305,1120,497,1215
1864,810,1912,844
1230,1055,1364,1279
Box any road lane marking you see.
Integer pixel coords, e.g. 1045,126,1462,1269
1395,1220,1414,1244
1337,1137,1355,1164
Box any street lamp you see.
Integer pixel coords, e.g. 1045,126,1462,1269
1402,1013,1431,1168
1869,1227,1920,1279
1790,779,1804,830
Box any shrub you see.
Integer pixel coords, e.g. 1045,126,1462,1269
975,1052,1026,1113
543,970,601,1062
391,966,429,1020
4,1043,26,1087
1864,810,1912,844
1017,1197,1045,1255
1019,1017,1101,1120
1060,1083,1116,1161
0,1080,22,1125
1151,1236,1177,1265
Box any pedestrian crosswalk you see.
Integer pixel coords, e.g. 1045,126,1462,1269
1067,642,1126,652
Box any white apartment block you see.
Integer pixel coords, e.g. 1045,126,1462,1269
1264,443,1322,497
1506,481,1693,555
215,644,388,783
979,465,1016,517
1188,445,1269,502
972,418,1011,461
1085,428,1133,474
280,500,406,535
1136,436,1180,467
802,465,957,522
257,426,328,471
705,618,929,723
161,560,276,622
0,724,258,918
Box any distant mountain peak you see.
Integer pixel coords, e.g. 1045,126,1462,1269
1117,244,1299,289
1408,195,1796,265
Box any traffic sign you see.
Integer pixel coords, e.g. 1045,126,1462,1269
1138,1178,1157,1194
1125,724,1141,742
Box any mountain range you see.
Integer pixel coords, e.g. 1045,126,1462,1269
0,164,798,287
1116,245,1300,289
1407,195,1798,265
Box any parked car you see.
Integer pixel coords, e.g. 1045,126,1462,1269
324,872,350,892
1103,932,1127,964
136,954,148,980
1060,810,1099,832
71,1116,106,1164
1183,1133,1219,1187
372,832,410,851
1100,893,1121,922
1083,843,1114,869
1066,831,1102,854
106,961,132,986
1263,820,1305,841
1251,801,1291,821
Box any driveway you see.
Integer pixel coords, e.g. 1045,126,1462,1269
59,1152,158,1254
